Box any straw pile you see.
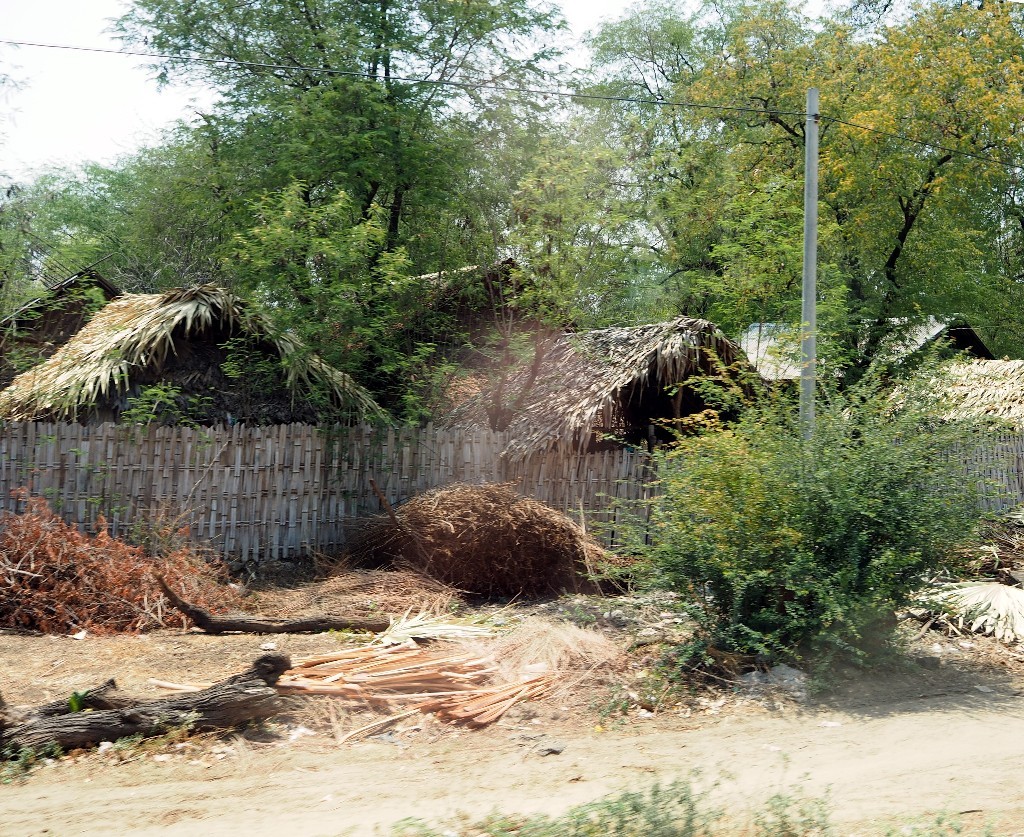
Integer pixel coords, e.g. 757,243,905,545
152,617,621,738
347,483,602,597
248,569,458,621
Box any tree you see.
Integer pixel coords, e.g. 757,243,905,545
115,0,564,260
640,367,984,663
586,0,1024,368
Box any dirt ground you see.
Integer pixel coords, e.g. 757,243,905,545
3,596,1024,836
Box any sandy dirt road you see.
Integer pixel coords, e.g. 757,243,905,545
4,678,1024,834
3,632,1024,836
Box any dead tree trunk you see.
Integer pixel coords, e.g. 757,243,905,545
1,654,290,752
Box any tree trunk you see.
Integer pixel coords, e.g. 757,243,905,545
1,654,290,752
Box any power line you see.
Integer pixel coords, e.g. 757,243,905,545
2,38,1022,172
823,116,1022,171
0,38,807,119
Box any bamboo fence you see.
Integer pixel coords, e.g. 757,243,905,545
0,423,655,562
2,422,1021,563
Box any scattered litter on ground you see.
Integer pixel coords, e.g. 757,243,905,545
738,664,808,701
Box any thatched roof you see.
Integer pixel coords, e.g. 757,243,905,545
741,317,993,381
940,359,1024,429
0,284,388,424
444,316,749,459
0,269,121,329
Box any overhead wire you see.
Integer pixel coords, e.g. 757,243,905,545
821,116,1022,170
1,38,1021,172
0,38,807,119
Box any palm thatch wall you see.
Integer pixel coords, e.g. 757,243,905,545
443,316,753,460
0,284,387,425
941,359,1024,428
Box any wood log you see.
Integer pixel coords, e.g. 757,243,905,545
1,654,290,752
1,679,137,729
156,576,390,634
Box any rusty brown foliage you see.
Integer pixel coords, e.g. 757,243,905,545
0,494,241,635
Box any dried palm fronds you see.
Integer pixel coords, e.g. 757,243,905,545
375,609,493,645
415,674,556,727
933,582,1024,643
278,642,495,702
278,641,556,729
0,284,387,423
154,618,621,735
347,483,604,597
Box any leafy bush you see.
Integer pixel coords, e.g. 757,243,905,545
391,780,724,837
391,779,833,836
637,370,987,663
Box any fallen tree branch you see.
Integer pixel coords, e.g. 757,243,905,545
1,654,290,752
156,576,390,635
2,679,138,728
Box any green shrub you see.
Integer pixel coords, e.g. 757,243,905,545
391,780,724,836
637,368,987,663
390,779,837,836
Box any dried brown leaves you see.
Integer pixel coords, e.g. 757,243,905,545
0,493,240,634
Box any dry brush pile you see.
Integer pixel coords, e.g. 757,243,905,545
0,494,240,634
347,483,606,597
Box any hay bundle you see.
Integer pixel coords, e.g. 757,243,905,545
348,483,602,597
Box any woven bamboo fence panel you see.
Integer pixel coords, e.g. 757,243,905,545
0,423,655,561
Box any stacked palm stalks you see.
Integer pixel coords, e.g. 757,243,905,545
415,674,555,726
276,642,555,727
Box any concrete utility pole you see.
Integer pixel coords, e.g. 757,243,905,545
800,88,819,439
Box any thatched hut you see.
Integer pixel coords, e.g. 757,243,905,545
0,270,121,388
0,284,387,425
443,316,753,459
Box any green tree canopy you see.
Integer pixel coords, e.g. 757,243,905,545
586,0,1024,367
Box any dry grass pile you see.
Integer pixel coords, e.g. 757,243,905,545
0,494,240,634
151,616,622,736
454,616,625,711
348,483,605,597
248,568,458,619
482,616,623,679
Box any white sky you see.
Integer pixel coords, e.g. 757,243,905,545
0,0,639,182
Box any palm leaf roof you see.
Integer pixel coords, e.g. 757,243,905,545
0,284,388,423
445,316,749,460
940,359,1024,429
